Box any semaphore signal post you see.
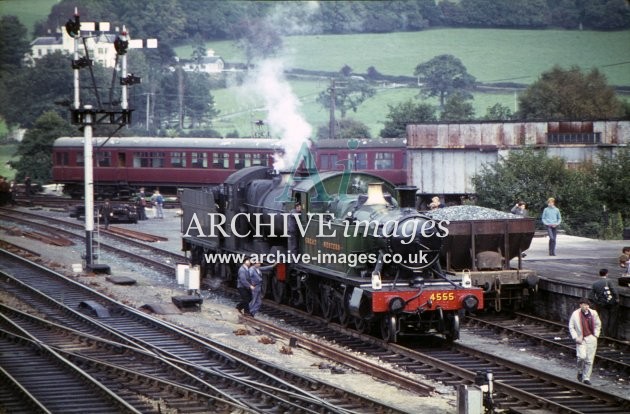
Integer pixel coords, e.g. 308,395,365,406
65,8,157,271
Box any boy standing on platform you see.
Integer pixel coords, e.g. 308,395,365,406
568,298,601,385
541,197,561,256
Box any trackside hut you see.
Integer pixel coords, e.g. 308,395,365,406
406,120,630,198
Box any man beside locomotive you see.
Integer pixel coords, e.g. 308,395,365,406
541,197,561,256
236,257,254,316
248,257,276,317
136,187,147,221
287,201,302,255
568,298,601,385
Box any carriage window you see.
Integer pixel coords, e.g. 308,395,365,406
252,153,263,166
234,153,252,169
56,152,69,166
96,151,111,167
213,153,230,169
375,152,393,170
353,153,368,170
77,152,84,166
171,152,186,168
133,152,164,168
191,152,207,168
320,154,338,169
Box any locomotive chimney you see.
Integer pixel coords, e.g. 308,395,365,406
364,183,388,206
396,186,418,209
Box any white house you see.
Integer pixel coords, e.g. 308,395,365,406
27,27,120,68
180,50,225,74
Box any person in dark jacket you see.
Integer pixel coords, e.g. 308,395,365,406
235,257,253,315
100,199,113,229
589,269,619,338
136,187,147,220
248,257,275,317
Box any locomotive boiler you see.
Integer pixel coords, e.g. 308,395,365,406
182,166,483,342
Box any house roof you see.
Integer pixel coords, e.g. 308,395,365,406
31,37,62,46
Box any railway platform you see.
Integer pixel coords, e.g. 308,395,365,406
513,234,629,340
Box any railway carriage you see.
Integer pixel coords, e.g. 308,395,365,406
52,137,282,198
314,138,407,185
181,166,484,342
51,136,408,199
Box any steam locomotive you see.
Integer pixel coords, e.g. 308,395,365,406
181,166,484,342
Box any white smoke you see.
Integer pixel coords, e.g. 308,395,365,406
243,59,312,172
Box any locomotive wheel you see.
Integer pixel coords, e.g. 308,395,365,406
304,284,319,315
354,317,370,333
380,314,398,343
338,290,352,327
445,314,460,343
320,285,335,321
271,276,286,304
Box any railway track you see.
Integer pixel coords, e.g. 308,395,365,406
0,249,404,413
235,299,630,413
0,207,183,272
3,207,629,412
464,312,630,376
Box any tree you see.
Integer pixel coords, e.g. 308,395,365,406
317,118,371,140
483,103,513,120
1,52,72,128
0,16,31,73
10,111,76,183
153,69,217,130
317,78,376,119
596,147,630,222
380,100,436,138
518,66,624,120
440,92,475,121
414,54,476,109
235,18,283,69
471,148,600,237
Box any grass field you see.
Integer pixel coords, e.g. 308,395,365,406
0,0,57,36
182,28,630,137
193,29,630,87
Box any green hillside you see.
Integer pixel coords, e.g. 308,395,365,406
0,0,58,36
197,29,630,87
188,28,630,138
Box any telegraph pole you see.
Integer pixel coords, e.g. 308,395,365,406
329,79,336,139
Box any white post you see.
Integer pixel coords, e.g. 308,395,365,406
84,105,94,268
120,27,128,110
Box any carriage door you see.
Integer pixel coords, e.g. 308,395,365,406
117,152,127,183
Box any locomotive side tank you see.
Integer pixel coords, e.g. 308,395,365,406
182,166,484,342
